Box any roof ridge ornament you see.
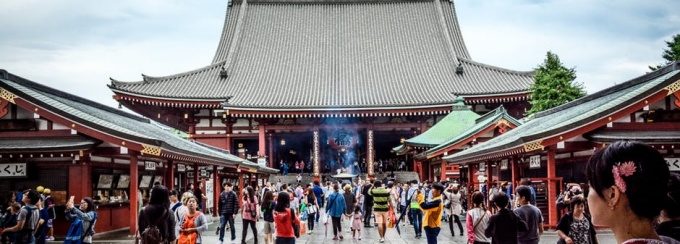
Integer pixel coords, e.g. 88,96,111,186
455,63,463,75
220,67,229,78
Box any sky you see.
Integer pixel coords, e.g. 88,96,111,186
0,0,678,110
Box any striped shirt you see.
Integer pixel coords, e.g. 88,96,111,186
369,188,391,212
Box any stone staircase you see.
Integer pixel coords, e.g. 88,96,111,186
268,171,421,186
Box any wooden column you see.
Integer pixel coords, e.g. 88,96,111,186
129,153,139,235
68,152,92,203
193,164,200,187
366,128,375,179
258,124,266,158
486,162,492,199
213,165,219,216
312,127,320,181
547,148,558,227
238,171,244,206
511,157,518,191
268,134,274,168
166,160,174,189
468,164,475,209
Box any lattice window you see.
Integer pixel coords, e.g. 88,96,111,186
523,141,544,152
0,88,17,104
141,144,162,156
666,79,680,95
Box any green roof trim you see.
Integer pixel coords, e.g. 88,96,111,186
443,63,680,163
403,104,480,148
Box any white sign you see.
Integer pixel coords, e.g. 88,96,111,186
206,179,213,209
257,157,267,166
145,161,156,171
665,158,680,171
313,130,320,176
500,160,508,171
200,169,207,177
529,155,541,169
187,171,194,178
0,163,27,177
367,130,374,175
177,164,186,172
479,162,486,172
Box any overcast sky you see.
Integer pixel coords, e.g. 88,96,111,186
1,0,678,110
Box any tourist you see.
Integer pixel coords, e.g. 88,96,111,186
326,184,347,240
64,196,97,244
369,181,391,243
399,182,410,226
657,173,680,242
443,184,464,236
419,183,444,244
342,185,356,232
241,187,259,244
300,161,305,174
195,181,208,211
175,191,194,239
586,141,679,244
520,179,537,206
283,163,289,175
218,182,239,244
466,191,491,244
138,185,176,243
361,180,375,227
350,205,363,240
303,187,319,234
169,190,182,213
296,174,302,184
485,192,528,244
408,180,423,238
3,189,40,244
274,192,299,244
42,188,55,241
178,196,208,244
1,203,20,244
34,198,49,244
514,185,543,244
295,161,300,174
313,181,324,210
556,196,597,244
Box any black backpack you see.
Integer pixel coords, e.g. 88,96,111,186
137,210,167,244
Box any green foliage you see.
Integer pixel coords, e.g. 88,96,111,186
526,52,586,115
650,34,680,71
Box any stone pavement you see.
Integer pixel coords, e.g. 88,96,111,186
52,210,616,243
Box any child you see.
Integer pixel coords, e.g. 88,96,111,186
351,205,363,240
1,203,20,244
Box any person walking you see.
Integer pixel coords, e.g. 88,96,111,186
261,191,276,244
419,183,444,244
241,186,259,244
556,196,597,244
326,184,347,240
218,182,239,244
342,185,356,233
63,197,97,244
443,184,464,236
514,185,544,244
178,196,208,244
369,181,391,243
466,191,491,244
273,192,300,244
303,188,319,234
408,180,423,238
350,205,363,240
3,189,40,244
175,192,194,239
485,192,528,244
361,180,374,228
138,185,176,244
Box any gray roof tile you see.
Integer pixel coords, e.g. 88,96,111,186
110,0,533,110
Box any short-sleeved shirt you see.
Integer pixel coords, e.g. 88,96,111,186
18,205,40,231
569,218,591,244
369,188,390,212
241,198,259,221
514,204,543,244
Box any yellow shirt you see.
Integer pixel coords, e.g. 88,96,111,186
418,195,442,228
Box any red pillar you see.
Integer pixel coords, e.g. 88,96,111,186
468,163,475,209
547,149,557,227
486,162,492,191
511,157,518,190
166,160,174,189
268,134,274,168
238,171,244,206
193,164,200,187
258,125,266,158
226,135,233,152
68,154,92,202
129,153,139,235
213,165,219,217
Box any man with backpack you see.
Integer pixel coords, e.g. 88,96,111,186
218,182,239,244
2,189,40,244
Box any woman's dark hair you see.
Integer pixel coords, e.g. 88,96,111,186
262,190,275,209
586,141,670,220
516,185,532,203
663,173,680,218
471,191,486,211
275,192,290,212
5,191,16,204
81,197,95,212
149,185,171,211
354,205,361,213
492,192,509,209
246,186,256,203
570,195,585,210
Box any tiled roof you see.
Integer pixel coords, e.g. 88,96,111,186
402,102,480,147
586,130,680,143
444,63,680,163
0,137,99,152
422,106,521,157
0,70,254,167
109,0,533,110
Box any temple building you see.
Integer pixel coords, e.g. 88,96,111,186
108,0,534,181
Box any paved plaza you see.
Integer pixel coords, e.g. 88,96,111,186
61,208,615,244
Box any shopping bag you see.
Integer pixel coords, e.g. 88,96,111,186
300,221,307,235
321,213,329,224
300,211,309,221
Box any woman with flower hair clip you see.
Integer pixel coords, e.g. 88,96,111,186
585,141,679,244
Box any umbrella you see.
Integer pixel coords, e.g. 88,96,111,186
393,205,408,235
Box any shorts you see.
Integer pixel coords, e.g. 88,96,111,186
374,211,389,224
47,219,54,228
264,221,276,234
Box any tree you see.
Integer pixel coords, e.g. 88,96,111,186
526,51,586,115
649,34,680,71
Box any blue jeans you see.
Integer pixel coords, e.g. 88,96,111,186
410,209,423,236
219,214,235,241
424,226,440,244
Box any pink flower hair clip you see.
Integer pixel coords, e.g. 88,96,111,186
612,161,637,193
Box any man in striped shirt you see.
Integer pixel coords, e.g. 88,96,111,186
369,181,391,243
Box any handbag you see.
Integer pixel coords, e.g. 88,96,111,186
291,208,300,238
248,200,257,218
300,211,309,221
387,205,397,228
